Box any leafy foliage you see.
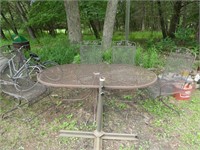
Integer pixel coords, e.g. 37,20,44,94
135,46,162,68
28,1,66,30
79,1,106,21
30,34,78,64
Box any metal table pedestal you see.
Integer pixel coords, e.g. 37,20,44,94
59,77,138,150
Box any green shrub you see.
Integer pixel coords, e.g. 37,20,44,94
102,49,112,64
148,47,160,68
135,46,143,66
135,46,161,68
30,35,78,64
72,54,80,64
175,27,194,41
155,37,176,52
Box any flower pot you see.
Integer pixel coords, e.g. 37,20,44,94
174,83,193,100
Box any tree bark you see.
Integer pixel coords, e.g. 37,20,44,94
64,0,82,44
157,0,167,39
0,12,18,35
89,20,100,39
168,1,182,38
141,3,146,31
102,0,119,50
0,28,7,40
8,3,18,35
16,1,36,39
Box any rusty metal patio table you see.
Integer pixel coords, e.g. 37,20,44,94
37,64,157,150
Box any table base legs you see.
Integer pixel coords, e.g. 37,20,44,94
60,130,138,150
59,77,138,150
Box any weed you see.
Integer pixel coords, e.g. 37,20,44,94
135,46,143,66
135,46,162,68
154,37,176,52
117,102,128,110
119,144,135,150
175,27,195,45
102,49,112,64
72,54,80,64
123,95,133,100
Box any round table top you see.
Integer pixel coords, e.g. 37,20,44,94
37,64,157,89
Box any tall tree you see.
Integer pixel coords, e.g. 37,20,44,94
79,1,107,39
64,0,82,44
7,2,18,35
157,0,167,38
102,0,119,49
168,1,183,38
16,1,36,39
0,28,7,40
0,2,18,35
28,1,66,36
89,20,101,39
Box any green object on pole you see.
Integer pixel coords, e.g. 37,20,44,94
12,35,28,43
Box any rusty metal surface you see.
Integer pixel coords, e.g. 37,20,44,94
38,64,157,89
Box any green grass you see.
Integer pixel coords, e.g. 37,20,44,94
139,91,200,149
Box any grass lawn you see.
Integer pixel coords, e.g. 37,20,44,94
0,31,199,149
0,88,199,150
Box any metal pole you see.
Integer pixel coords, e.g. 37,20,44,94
125,0,130,41
96,77,105,132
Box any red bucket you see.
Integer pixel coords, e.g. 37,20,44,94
174,83,193,100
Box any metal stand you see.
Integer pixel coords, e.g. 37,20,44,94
60,77,138,150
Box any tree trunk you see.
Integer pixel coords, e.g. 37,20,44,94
125,0,130,40
48,25,56,37
102,0,119,50
64,0,82,44
157,0,167,39
141,3,146,31
8,3,18,35
16,1,36,39
0,12,18,35
182,3,187,27
168,1,182,38
0,28,7,40
89,20,100,39
198,23,200,45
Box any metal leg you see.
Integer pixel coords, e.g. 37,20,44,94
93,89,98,121
159,96,180,115
96,77,105,132
59,77,138,150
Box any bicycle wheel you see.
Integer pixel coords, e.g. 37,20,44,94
0,65,22,94
0,65,14,86
40,61,62,81
14,66,41,92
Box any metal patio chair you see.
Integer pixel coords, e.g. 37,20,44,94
147,47,196,113
108,41,140,101
0,45,50,119
112,40,136,65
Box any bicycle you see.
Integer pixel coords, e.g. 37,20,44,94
0,45,63,92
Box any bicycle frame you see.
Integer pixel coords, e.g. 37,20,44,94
7,54,31,79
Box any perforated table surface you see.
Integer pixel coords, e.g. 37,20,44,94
37,64,157,89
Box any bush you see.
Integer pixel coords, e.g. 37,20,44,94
175,27,194,42
102,49,112,64
135,46,143,66
135,46,162,68
31,35,78,64
154,37,176,52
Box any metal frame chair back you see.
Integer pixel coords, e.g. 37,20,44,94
148,47,196,99
80,45,102,64
162,47,196,82
112,41,136,64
